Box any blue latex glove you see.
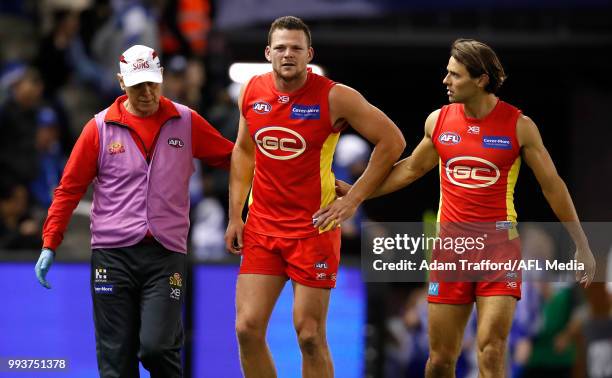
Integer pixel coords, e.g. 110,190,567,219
35,248,55,289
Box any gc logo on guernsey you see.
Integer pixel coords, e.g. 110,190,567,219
254,126,306,160
445,156,500,188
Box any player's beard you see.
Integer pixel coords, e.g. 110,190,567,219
275,65,305,84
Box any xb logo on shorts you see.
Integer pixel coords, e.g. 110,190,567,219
446,156,500,188
254,126,306,160
169,272,182,300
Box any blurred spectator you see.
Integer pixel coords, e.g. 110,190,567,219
385,287,430,378
0,180,40,250
520,283,579,378
0,64,43,186
163,54,188,102
384,286,477,377
36,8,80,97
91,0,159,88
0,1,37,18
189,157,230,262
0,61,27,101
191,197,226,261
78,0,113,54
35,6,113,157
192,82,240,204
509,225,551,377
509,224,580,377
30,106,65,208
36,7,115,98
553,263,612,378
163,54,205,112
183,57,233,261
332,133,370,255
206,82,240,142
184,58,206,111
509,280,544,378
579,284,612,378
159,0,211,58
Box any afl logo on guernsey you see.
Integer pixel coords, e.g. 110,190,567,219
446,156,500,188
168,138,184,148
439,132,461,145
254,126,306,160
253,101,272,114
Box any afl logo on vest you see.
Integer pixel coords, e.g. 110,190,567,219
253,101,272,114
445,156,500,188
254,126,306,160
168,138,184,148
439,131,461,145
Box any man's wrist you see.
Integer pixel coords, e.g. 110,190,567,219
228,213,243,222
574,235,590,251
576,243,590,252
344,191,365,207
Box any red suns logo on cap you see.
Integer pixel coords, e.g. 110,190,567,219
133,58,150,70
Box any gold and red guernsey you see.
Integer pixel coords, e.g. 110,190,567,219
432,100,522,230
242,70,339,238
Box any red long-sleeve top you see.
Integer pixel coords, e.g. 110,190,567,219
42,95,234,251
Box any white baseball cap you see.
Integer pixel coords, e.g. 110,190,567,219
119,45,163,87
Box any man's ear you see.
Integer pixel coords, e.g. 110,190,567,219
117,73,126,91
265,46,271,62
477,73,490,89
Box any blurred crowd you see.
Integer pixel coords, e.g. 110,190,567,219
0,0,238,255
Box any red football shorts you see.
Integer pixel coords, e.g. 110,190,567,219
427,237,522,304
239,227,341,289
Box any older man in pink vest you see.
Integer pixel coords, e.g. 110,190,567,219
35,45,233,378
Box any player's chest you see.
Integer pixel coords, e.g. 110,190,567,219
436,122,518,165
245,95,331,150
